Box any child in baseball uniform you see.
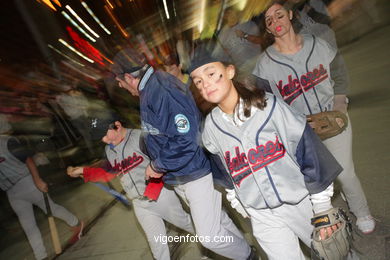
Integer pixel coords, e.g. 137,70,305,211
67,117,195,260
252,0,375,234
290,0,351,113
0,114,83,260
111,48,256,260
188,45,344,259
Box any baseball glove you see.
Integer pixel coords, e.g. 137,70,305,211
307,111,348,140
311,207,352,260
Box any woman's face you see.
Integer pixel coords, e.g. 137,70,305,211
265,4,293,37
190,62,235,105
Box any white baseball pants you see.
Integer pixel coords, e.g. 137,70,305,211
6,175,78,260
132,186,194,260
247,196,313,260
173,173,251,260
323,115,371,218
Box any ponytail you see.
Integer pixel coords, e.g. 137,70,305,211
233,78,267,120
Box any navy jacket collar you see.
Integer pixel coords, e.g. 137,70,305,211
138,66,154,92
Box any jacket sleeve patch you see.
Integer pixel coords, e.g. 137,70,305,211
174,114,190,133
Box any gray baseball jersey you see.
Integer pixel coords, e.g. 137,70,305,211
90,128,195,260
296,1,350,95
214,21,262,75
203,94,318,209
0,136,30,191
253,34,337,115
0,135,78,259
253,34,372,222
104,129,149,200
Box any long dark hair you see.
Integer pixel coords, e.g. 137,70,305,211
259,0,302,49
229,70,267,120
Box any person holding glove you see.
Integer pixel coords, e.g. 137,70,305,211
189,40,347,259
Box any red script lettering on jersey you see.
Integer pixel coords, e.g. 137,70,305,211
113,153,144,174
276,64,328,105
224,136,286,186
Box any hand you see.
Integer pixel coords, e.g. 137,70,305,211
67,166,84,178
226,188,236,202
333,95,348,114
34,177,48,192
145,164,163,180
319,222,342,240
306,115,317,129
225,189,249,218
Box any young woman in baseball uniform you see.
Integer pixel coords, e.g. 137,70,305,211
252,0,375,234
67,118,195,260
188,45,344,259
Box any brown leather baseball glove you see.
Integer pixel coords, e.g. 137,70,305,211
307,111,348,140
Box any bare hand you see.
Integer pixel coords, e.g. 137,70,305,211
145,164,163,180
319,223,342,240
306,115,317,129
67,166,84,178
333,95,348,114
34,178,48,192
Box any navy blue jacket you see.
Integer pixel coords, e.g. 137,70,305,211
139,66,211,185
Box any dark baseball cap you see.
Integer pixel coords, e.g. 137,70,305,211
89,114,122,141
188,47,218,75
111,48,147,78
188,41,230,75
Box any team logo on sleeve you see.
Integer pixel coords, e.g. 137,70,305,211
174,114,190,133
0,157,5,163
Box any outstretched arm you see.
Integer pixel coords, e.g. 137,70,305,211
67,163,116,183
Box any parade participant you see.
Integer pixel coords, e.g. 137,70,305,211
214,6,263,78
111,48,256,260
67,117,195,260
189,46,347,259
252,0,375,234
0,114,83,260
290,0,351,106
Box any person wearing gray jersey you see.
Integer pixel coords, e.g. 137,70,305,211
252,0,375,234
67,117,196,260
290,0,351,101
0,114,83,260
214,7,263,79
189,45,343,259
111,48,256,260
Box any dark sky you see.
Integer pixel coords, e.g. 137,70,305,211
0,1,42,65
0,0,162,67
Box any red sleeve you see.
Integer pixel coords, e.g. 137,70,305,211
143,177,164,201
83,167,117,183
